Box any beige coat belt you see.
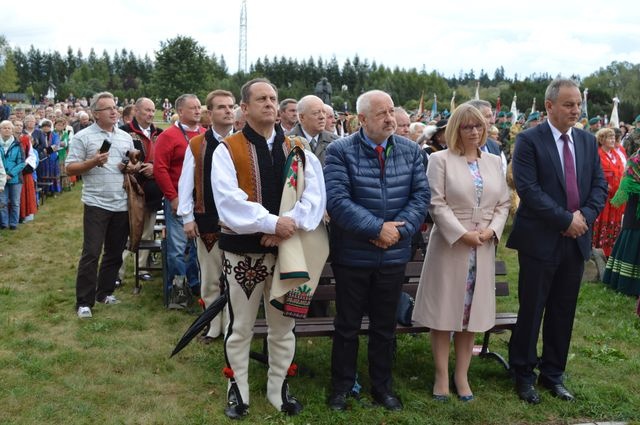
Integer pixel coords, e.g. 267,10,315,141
451,207,494,224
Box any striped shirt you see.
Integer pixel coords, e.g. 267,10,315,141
66,123,134,212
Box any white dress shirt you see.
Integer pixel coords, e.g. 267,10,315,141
548,121,577,174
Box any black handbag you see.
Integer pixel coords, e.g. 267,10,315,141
396,292,415,327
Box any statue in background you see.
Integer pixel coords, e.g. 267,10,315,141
315,77,332,105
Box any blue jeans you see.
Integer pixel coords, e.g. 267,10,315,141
0,183,23,228
164,200,200,297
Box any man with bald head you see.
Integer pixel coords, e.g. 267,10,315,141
154,94,204,299
72,111,91,134
325,90,430,412
288,95,338,165
233,106,246,132
394,107,411,138
118,98,164,285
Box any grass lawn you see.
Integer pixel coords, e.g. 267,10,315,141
1,185,639,424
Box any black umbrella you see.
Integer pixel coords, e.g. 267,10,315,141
170,293,227,358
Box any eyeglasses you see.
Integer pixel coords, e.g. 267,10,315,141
94,106,118,112
460,124,484,133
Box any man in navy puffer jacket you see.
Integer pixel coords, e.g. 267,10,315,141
324,90,430,411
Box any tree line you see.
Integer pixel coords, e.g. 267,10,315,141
1,35,639,122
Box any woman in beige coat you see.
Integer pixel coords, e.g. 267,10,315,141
412,104,510,401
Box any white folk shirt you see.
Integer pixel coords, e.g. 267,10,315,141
211,130,326,235
177,128,232,224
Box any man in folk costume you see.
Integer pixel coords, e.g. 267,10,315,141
118,98,163,284
211,78,327,419
177,90,234,341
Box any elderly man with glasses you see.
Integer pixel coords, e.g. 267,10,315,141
287,95,338,166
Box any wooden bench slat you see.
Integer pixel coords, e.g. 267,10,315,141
250,259,517,371
495,281,509,297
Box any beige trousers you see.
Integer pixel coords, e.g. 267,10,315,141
222,251,296,411
196,238,227,338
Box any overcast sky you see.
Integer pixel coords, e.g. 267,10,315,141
3,0,639,80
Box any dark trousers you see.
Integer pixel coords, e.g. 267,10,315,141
508,238,584,385
330,263,404,396
76,204,129,308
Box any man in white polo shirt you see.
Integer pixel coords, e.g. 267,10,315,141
66,91,135,318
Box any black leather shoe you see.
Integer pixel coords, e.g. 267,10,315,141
516,383,541,404
538,378,575,401
372,393,403,411
328,392,348,411
281,397,303,416
138,272,152,281
225,391,249,419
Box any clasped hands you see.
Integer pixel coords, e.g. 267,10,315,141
459,228,495,247
369,221,405,249
260,216,296,247
561,210,588,239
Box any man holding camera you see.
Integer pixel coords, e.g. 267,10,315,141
66,91,135,318
117,97,164,285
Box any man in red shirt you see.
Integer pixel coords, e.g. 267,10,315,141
154,94,204,302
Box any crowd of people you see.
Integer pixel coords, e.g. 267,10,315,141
0,95,146,230
2,76,640,419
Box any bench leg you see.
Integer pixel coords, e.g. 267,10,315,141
478,331,510,370
249,339,269,365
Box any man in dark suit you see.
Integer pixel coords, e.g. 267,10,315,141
507,78,607,404
287,95,338,166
